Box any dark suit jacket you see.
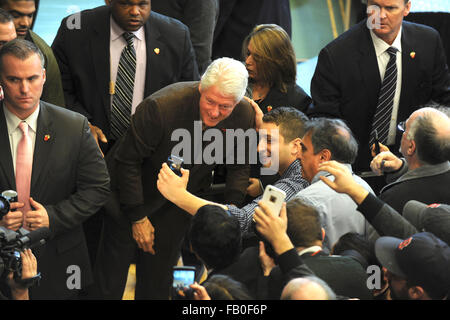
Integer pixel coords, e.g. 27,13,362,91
111,81,255,222
379,163,450,213
0,102,110,299
268,250,373,300
151,0,219,74
254,83,312,114
309,20,450,172
213,0,291,61
52,5,199,139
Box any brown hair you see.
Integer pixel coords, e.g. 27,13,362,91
242,24,296,93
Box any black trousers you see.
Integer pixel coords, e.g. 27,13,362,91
90,200,192,300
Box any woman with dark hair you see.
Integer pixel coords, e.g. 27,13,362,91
242,24,312,114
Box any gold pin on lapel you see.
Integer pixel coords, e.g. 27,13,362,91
44,134,50,142
154,48,160,55
410,51,416,59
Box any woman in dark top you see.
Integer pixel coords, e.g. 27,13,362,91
242,24,312,114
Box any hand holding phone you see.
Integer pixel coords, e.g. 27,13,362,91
172,266,196,300
260,185,286,217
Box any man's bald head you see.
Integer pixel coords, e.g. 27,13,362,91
281,276,336,300
406,107,450,165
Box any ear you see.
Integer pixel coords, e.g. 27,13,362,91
404,1,412,17
321,228,325,242
290,138,302,156
198,83,202,93
42,68,46,83
319,149,332,162
407,139,416,156
408,286,425,300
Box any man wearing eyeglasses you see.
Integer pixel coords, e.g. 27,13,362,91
370,105,450,212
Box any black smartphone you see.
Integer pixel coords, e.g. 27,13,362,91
172,266,196,299
373,129,381,155
167,155,184,177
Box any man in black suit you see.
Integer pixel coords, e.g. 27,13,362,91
52,0,199,152
94,57,255,299
309,0,450,173
0,39,110,299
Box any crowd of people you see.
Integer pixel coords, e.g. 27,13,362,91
0,0,448,300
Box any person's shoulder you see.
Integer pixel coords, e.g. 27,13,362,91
323,20,367,51
148,11,189,33
40,101,86,125
402,20,440,37
28,30,50,49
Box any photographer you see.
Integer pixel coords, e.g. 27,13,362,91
1,248,37,300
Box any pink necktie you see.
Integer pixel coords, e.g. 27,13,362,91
16,121,33,219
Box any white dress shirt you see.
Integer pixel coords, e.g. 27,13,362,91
110,16,147,115
3,104,39,174
370,27,403,145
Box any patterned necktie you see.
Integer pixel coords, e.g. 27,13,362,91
111,32,136,140
16,121,33,218
370,46,398,145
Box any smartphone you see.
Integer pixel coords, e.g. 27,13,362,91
172,266,196,299
373,129,381,155
260,185,286,216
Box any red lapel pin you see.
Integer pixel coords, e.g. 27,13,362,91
44,134,50,141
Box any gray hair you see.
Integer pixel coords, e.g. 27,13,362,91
0,38,45,72
304,118,359,164
407,107,450,164
281,276,337,300
200,57,248,103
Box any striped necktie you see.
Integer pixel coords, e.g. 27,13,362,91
370,46,398,146
111,32,136,140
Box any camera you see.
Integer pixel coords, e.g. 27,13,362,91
1,189,49,286
0,190,18,219
167,155,184,177
0,226,48,287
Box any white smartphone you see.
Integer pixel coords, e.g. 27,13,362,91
260,185,286,216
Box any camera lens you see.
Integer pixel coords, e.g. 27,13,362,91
0,195,10,218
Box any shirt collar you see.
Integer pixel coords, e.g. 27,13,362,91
3,103,40,135
110,15,145,42
298,246,322,257
311,163,353,184
370,25,403,57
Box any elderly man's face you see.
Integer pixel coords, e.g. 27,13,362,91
198,84,238,127
0,21,17,47
0,53,46,119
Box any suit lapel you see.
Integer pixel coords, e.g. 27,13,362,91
144,13,164,97
357,22,381,119
399,23,419,121
31,103,54,195
91,7,111,122
0,104,15,189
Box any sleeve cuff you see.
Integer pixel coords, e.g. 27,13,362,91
123,204,148,223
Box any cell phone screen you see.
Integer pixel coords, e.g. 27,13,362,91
173,269,195,289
